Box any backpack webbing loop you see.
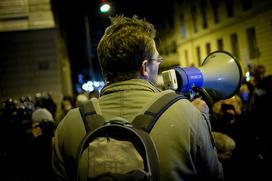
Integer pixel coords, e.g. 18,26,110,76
79,99,105,132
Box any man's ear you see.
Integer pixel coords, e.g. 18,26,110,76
140,60,149,77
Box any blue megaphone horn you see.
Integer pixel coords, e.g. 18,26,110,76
161,51,243,105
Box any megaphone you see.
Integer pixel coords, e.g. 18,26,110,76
161,51,243,105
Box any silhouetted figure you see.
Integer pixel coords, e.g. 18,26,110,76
22,108,56,181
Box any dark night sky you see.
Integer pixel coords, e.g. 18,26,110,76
51,0,175,90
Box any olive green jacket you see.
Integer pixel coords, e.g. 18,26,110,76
52,79,223,181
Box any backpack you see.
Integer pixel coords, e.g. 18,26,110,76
76,91,186,181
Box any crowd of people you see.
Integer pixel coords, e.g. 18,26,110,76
0,92,89,181
209,64,272,180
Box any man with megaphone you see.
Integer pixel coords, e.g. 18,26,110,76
52,15,224,181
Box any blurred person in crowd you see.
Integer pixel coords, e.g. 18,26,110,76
254,64,266,86
61,96,75,116
239,82,250,111
75,93,89,107
55,96,75,126
34,92,57,119
242,64,266,113
211,95,243,136
248,75,272,179
246,64,266,86
212,132,236,161
52,15,223,181
22,108,56,181
210,95,254,155
212,132,236,181
210,95,248,180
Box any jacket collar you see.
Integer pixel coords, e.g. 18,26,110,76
100,79,161,96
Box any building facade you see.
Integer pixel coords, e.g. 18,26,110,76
0,0,72,104
159,0,272,76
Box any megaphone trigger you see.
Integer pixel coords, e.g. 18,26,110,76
192,87,214,108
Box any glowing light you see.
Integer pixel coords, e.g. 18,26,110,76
93,81,100,87
81,80,105,92
82,82,94,92
100,81,105,87
87,81,93,86
245,71,251,82
100,3,110,13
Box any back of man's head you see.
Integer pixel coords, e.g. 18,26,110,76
97,15,156,83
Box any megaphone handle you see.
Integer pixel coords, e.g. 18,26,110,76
192,87,214,108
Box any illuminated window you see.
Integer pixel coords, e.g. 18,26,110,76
38,61,49,70
191,5,198,33
225,0,234,18
206,42,211,55
184,50,189,66
217,38,224,51
230,33,240,59
246,27,259,59
196,46,201,66
200,0,208,29
211,0,219,23
241,0,252,11
180,13,186,39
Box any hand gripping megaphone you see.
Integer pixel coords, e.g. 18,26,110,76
161,51,243,106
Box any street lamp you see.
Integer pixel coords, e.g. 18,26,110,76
100,0,111,13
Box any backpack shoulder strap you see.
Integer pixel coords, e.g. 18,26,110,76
79,97,105,133
132,91,187,133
